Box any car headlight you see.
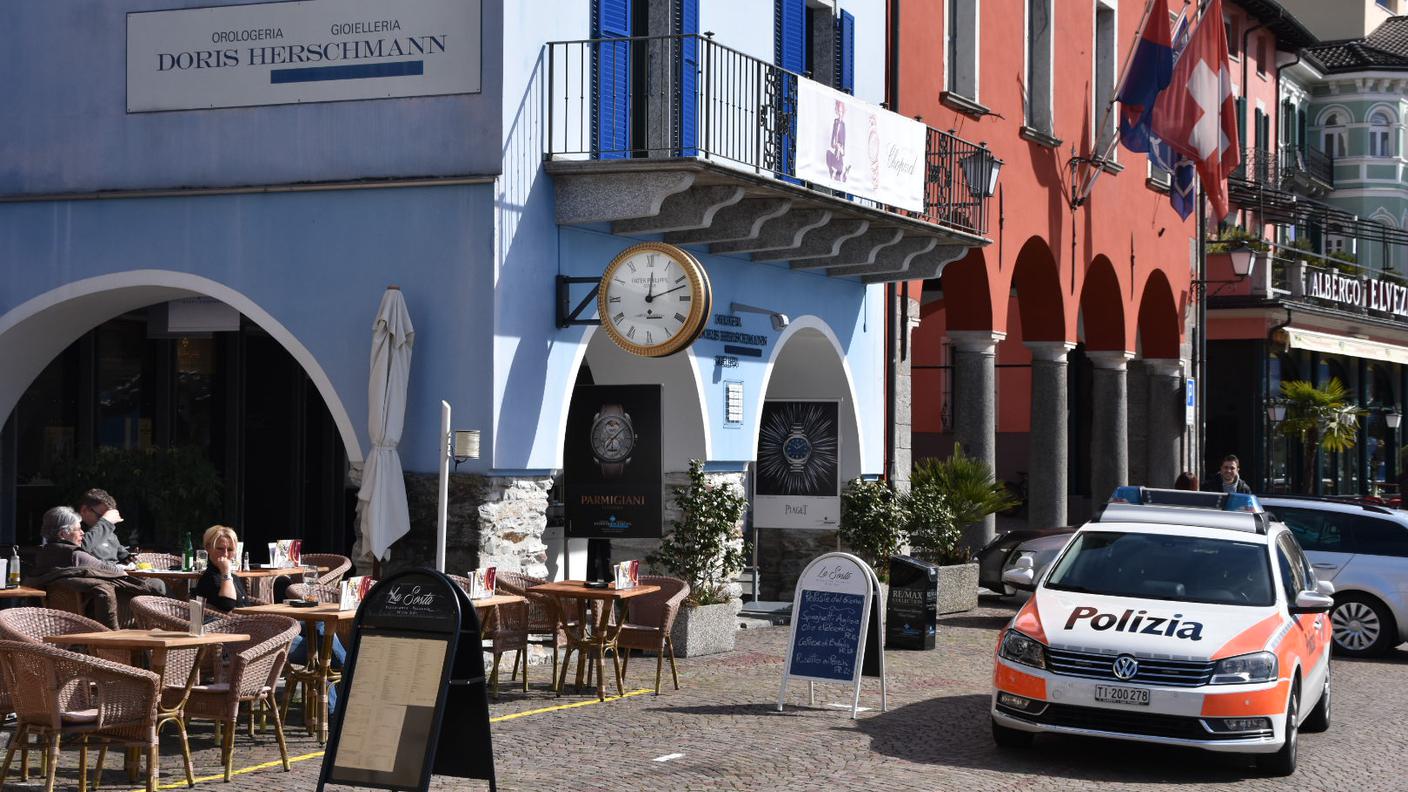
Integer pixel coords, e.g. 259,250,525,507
1210,651,1278,684
999,629,1047,670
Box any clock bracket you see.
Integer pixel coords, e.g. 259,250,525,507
556,275,602,328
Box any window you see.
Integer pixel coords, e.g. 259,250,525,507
1225,15,1238,59
1256,33,1269,76
1348,516,1408,557
1322,112,1347,159
1275,544,1302,604
947,0,979,100
1025,0,1053,134
1370,110,1395,157
1046,532,1275,607
1094,1,1116,155
1275,508,1349,553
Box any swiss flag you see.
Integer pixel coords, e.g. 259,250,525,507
1151,0,1240,222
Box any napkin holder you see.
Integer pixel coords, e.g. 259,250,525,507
188,598,205,636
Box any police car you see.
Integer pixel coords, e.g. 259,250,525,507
990,487,1334,776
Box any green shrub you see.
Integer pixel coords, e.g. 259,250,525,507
839,478,908,581
648,460,748,606
52,445,223,551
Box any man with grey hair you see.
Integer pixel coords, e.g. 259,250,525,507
30,505,160,627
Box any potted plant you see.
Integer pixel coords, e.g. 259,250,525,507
1278,378,1365,495
1329,250,1361,277
648,460,748,657
838,477,908,584
905,445,1017,613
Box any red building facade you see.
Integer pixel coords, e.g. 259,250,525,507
893,0,1200,540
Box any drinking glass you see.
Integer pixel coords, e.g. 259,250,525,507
302,565,320,602
194,550,208,573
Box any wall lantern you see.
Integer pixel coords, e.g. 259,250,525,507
1266,401,1287,424
1388,411,1403,430
961,143,1004,199
452,429,481,469
1226,242,1259,278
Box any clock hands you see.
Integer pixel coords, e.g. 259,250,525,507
644,272,656,302
652,283,689,299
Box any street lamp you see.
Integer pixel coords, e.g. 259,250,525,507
1387,411,1402,430
1266,400,1287,424
1226,241,1260,278
961,143,1003,198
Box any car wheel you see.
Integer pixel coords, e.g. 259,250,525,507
1301,663,1330,733
991,717,1034,748
1256,685,1298,777
1331,593,1397,657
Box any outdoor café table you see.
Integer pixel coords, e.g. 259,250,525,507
0,586,45,601
45,628,249,784
527,581,660,701
232,601,353,745
131,565,326,601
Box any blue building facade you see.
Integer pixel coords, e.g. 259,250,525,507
1,0,991,593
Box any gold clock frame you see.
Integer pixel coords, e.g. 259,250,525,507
597,242,712,358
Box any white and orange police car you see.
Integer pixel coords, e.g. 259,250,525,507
990,487,1333,776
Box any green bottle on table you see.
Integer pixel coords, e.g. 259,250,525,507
182,534,194,572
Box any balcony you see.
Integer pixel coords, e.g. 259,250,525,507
1229,144,1333,197
544,34,992,283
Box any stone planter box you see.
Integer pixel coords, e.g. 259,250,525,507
936,562,979,614
670,600,739,657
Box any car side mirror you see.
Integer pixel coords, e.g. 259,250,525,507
1002,555,1036,591
1291,589,1334,614
1316,579,1335,597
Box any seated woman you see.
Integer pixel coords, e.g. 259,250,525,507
193,525,346,709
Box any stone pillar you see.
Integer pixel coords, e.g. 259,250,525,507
1146,359,1185,489
1087,351,1134,503
1126,359,1151,487
950,330,1004,548
1026,342,1074,530
890,290,923,492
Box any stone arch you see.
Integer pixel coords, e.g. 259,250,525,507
1316,104,1352,127
1011,236,1067,342
753,316,867,480
1078,255,1127,351
0,269,362,462
1136,269,1181,359
938,247,993,332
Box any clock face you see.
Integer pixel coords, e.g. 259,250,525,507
591,414,635,462
598,242,712,357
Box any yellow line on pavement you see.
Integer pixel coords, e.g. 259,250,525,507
128,688,653,791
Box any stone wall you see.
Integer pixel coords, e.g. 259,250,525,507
385,472,552,578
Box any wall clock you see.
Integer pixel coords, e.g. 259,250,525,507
597,242,712,357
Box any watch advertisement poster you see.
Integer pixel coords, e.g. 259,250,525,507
754,400,840,530
564,385,663,539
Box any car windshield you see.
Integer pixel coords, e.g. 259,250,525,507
1045,531,1275,606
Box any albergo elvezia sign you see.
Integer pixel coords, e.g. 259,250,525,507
127,0,481,112
1306,268,1408,318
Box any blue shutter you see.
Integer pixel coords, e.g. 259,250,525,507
676,0,700,156
835,10,855,94
593,0,632,159
774,0,805,180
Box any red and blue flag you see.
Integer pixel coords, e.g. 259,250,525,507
1118,0,1173,155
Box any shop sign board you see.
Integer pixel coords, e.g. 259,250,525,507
795,78,926,212
1305,268,1408,319
564,385,663,539
777,552,886,718
753,400,841,530
127,0,482,112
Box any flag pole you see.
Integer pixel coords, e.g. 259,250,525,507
1074,0,1159,206
1195,186,1207,476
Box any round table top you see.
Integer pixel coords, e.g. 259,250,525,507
131,566,327,579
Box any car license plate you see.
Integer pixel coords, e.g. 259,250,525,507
1094,685,1149,706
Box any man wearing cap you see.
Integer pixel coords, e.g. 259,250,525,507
78,488,133,564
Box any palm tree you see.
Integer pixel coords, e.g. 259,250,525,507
1278,378,1365,494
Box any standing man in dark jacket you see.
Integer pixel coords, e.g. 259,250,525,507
1203,454,1254,494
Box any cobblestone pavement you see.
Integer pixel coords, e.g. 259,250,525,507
11,596,1408,791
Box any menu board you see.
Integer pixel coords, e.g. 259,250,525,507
334,636,447,773
777,552,886,718
788,590,865,681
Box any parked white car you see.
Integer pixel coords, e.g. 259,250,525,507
1260,496,1408,656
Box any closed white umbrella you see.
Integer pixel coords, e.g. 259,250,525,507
357,286,415,561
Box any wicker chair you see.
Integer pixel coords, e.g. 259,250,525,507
0,640,162,792
616,575,691,694
448,574,530,696
183,615,299,781
0,607,110,647
496,572,569,691
133,552,182,571
298,554,352,587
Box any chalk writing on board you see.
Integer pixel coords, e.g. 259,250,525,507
787,589,865,681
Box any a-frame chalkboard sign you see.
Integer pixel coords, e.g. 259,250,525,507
317,569,496,792
777,552,887,718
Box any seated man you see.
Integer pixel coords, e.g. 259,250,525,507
77,487,164,596
29,506,164,627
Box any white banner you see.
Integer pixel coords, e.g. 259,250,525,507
795,79,926,212
127,0,481,113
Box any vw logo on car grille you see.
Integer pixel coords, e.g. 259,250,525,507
1112,654,1140,681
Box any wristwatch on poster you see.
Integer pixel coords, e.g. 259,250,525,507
590,404,636,478
782,423,813,472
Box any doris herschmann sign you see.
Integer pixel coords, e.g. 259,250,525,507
126,0,481,113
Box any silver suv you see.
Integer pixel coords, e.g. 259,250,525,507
1260,496,1408,656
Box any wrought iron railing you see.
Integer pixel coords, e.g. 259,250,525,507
545,33,992,238
1229,145,1333,191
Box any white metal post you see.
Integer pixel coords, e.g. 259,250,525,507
436,400,450,574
